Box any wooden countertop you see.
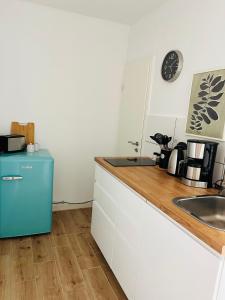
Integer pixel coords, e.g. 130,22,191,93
95,157,225,255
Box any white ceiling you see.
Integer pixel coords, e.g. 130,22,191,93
24,0,167,24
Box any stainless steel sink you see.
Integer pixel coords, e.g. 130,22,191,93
173,195,225,231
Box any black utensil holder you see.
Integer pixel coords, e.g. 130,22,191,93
159,149,172,169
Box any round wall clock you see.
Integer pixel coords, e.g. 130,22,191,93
161,50,183,82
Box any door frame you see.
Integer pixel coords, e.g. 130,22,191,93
139,56,155,156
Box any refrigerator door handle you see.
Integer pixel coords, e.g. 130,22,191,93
13,176,23,180
2,176,23,181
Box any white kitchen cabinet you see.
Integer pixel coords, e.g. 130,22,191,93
135,202,221,300
112,229,138,300
91,201,115,266
112,191,144,299
91,164,224,300
95,164,147,220
217,263,225,300
93,164,145,299
93,182,117,223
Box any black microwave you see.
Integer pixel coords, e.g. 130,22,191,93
0,134,26,153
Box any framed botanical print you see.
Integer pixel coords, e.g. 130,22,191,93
186,69,225,140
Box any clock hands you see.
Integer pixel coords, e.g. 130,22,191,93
171,59,178,67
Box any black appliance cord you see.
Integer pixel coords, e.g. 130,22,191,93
53,200,93,205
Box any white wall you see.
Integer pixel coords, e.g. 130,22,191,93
128,0,225,116
0,0,129,204
127,0,225,182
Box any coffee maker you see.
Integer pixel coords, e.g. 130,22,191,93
179,139,218,188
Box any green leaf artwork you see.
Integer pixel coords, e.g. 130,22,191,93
186,69,225,139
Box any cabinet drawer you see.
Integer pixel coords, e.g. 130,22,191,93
115,204,142,248
112,229,138,300
95,164,120,195
93,182,117,223
95,164,146,220
91,201,115,266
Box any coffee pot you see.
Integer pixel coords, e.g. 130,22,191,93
167,142,187,176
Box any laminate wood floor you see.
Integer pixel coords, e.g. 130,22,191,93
0,208,127,300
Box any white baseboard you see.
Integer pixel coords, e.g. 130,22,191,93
53,202,92,211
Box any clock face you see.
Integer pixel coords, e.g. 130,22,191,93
161,50,183,82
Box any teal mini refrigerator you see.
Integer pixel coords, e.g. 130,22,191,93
0,150,54,238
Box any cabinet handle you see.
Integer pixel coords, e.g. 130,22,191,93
2,176,23,181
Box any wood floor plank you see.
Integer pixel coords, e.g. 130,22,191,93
52,212,70,247
83,267,117,300
11,237,33,259
64,282,91,300
32,234,54,263
11,255,34,283
74,233,100,270
0,255,11,282
73,232,108,266
58,211,76,234
51,234,70,247
54,246,83,293
11,280,38,300
70,209,90,234
36,260,63,299
67,234,81,256
0,239,12,256
52,212,66,235
10,237,34,283
83,232,104,259
0,280,10,300
82,208,92,223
